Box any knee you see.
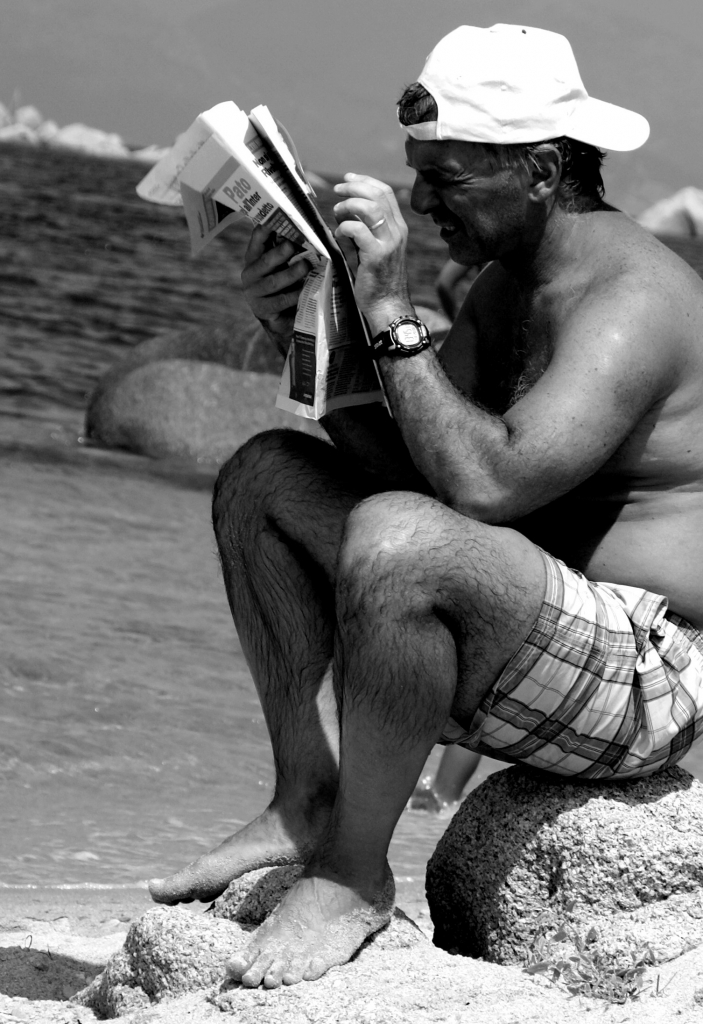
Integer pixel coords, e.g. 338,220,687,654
337,492,436,607
212,429,326,535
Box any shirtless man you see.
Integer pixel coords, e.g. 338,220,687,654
148,25,703,988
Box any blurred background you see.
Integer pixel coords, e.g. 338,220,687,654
2,0,703,213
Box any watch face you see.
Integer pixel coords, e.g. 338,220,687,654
394,321,423,350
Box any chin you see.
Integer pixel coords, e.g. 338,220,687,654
446,237,478,266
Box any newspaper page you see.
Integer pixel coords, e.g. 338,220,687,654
136,102,385,419
276,255,383,418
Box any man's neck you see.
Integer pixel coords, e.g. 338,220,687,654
499,201,605,294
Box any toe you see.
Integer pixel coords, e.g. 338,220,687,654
148,872,195,904
263,960,287,989
281,962,307,986
303,957,329,982
242,953,275,989
226,950,257,982
148,863,226,905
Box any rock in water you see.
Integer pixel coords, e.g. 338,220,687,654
84,319,327,463
426,764,703,968
85,360,322,464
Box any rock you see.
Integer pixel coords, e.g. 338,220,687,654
85,362,322,463
638,186,703,236
212,864,307,927
0,122,39,144
37,119,60,143
131,144,171,165
427,764,703,970
84,318,326,462
50,123,131,159
74,906,238,1017
14,104,44,129
75,865,428,1018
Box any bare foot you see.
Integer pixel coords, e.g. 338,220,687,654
226,863,395,988
408,778,444,813
148,802,329,905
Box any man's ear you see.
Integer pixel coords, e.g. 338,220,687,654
527,145,561,204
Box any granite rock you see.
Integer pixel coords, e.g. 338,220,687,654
85,362,322,463
426,764,703,968
84,317,328,462
75,865,427,1017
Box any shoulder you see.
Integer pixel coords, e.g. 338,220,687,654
566,216,703,349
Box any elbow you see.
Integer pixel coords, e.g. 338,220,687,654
438,483,518,524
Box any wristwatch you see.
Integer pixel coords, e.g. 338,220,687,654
371,315,432,359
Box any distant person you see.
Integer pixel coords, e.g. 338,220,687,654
409,744,481,812
435,258,484,320
149,24,703,991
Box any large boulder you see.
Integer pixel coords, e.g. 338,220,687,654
85,361,321,464
426,764,703,970
83,318,326,463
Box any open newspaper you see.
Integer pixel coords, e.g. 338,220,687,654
136,101,385,420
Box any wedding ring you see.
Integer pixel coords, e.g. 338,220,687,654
370,217,386,231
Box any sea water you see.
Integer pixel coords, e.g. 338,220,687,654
1,144,702,910
0,144,457,908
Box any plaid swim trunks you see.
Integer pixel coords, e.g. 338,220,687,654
441,548,703,779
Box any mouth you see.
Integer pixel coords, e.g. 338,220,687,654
433,217,461,239
439,225,463,246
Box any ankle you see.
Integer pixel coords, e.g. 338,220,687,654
270,783,336,828
313,849,393,897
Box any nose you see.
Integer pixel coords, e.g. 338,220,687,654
410,175,438,216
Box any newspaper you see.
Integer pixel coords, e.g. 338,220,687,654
136,101,384,419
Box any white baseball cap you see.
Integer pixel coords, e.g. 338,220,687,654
402,24,649,152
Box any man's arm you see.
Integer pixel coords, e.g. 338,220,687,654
240,225,428,487
240,226,310,358
377,286,676,521
333,176,679,523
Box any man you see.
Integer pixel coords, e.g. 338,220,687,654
149,24,703,988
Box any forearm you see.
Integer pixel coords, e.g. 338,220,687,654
378,349,518,520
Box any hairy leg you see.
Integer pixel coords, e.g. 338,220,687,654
150,429,385,905
229,491,546,986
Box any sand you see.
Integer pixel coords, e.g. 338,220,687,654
4,885,703,1024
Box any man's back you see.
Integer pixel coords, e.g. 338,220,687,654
443,212,703,626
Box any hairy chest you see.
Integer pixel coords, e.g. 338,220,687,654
473,300,556,413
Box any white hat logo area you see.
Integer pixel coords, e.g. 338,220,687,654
404,24,649,152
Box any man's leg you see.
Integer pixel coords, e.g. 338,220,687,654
149,429,384,905
229,489,547,987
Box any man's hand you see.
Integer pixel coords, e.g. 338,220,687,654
333,174,414,335
241,226,311,356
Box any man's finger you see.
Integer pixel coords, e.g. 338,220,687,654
334,171,403,211
243,237,300,287
335,219,385,255
332,197,392,233
341,172,395,195
248,257,310,297
244,224,275,265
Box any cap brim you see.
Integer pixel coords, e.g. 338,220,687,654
563,96,649,152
